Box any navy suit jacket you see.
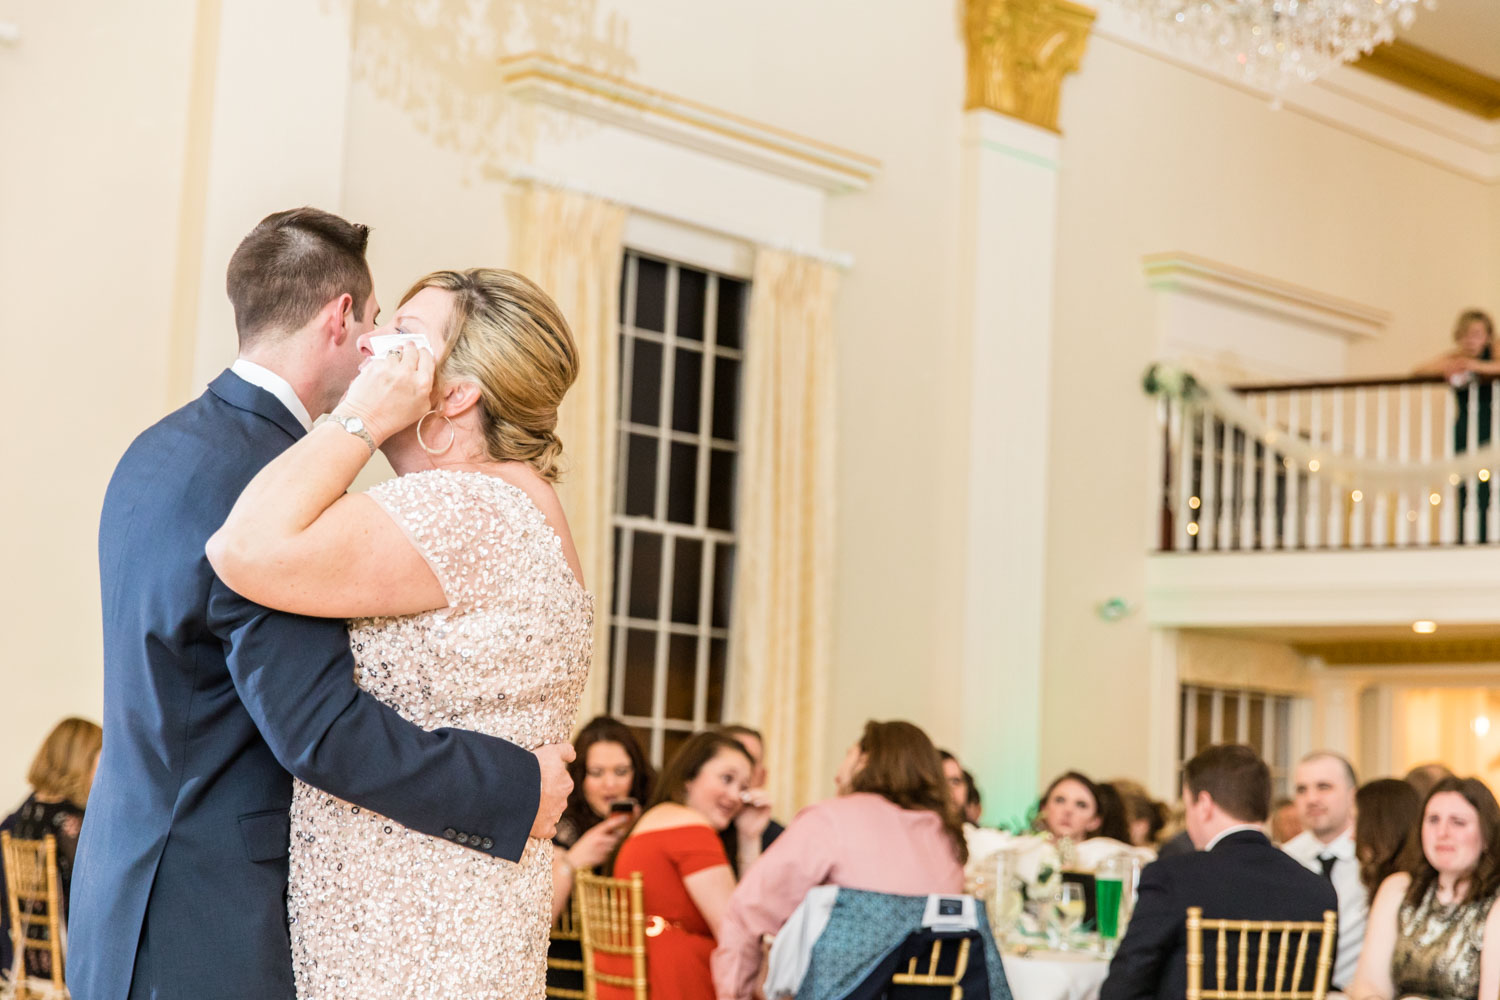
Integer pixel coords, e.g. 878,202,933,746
69,371,543,1000
1100,829,1339,1000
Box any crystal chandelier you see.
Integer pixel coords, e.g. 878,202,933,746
1111,0,1437,88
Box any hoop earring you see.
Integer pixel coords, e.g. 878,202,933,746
416,410,456,456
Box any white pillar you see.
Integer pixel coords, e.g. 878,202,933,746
957,109,1067,823
180,0,356,396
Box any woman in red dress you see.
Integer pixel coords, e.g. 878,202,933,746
601,732,771,1000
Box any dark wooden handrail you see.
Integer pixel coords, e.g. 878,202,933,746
1232,374,1453,394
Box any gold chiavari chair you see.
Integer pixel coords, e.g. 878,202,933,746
1185,907,1338,1000
545,895,587,1000
890,936,972,1000
2,832,68,999
574,871,647,1000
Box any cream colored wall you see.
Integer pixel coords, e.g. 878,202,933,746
1040,33,1500,794
0,1,203,806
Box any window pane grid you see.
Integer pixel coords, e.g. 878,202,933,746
1178,683,1299,797
609,251,745,767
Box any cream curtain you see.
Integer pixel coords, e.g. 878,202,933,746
514,185,627,721
728,249,840,814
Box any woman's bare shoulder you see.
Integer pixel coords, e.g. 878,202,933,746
630,803,712,835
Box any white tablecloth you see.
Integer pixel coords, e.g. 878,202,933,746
1000,949,1110,1000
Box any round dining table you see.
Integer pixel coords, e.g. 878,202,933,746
1000,947,1111,1000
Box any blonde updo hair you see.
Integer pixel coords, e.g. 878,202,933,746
28,717,103,807
400,269,578,481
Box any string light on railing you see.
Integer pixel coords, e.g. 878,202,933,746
1407,510,1419,522
1483,470,1493,483
1449,474,1462,486
1187,522,1200,536
1351,490,1363,503
1308,459,1321,472
1413,620,1438,634
1188,496,1201,510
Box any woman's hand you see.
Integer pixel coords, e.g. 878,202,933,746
565,813,633,871
735,789,774,841
335,344,436,446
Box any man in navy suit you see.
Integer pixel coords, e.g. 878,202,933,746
1101,745,1338,1000
69,208,576,1000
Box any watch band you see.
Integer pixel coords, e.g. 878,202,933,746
316,412,377,455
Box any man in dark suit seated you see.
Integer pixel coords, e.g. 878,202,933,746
1101,745,1338,1000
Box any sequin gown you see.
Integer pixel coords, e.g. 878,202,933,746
1392,882,1497,1000
287,469,593,1000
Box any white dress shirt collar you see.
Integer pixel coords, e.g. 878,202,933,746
1205,823,1266,852
230,359,314,431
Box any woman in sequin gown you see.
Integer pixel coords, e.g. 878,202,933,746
208,269,592,1000
1346,777,1500,1000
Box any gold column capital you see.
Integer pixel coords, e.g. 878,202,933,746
964,0,1096,132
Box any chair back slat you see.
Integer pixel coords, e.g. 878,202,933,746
575,871,647,1000
1184,907,1336,1000
2,831,69,996
890,937,971,1000
544,894,587,1000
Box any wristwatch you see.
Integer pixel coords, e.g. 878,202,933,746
316,412,377,455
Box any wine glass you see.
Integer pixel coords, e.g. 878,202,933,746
1051,882,1086,950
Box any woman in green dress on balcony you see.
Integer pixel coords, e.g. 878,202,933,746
1414,309,1497,541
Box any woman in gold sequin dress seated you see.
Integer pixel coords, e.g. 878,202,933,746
1347,777,1500,1000
208,269,592,1000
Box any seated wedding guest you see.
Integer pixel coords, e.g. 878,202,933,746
1270,796,1302,845
1038,771,1105,841
710,720,966,1000
1096,782,1133,844
962,769,983,825
939,750,969,817
604,732,771,1000
1406,761,1454,801
1354,778,1420,904
553,716,653,918
1112,779,1169,848
717,725,784,876
548,717,653,993
1101,745,1336,1000
0,717,103,978
1283,752,1363,991
1348,776,1500,1000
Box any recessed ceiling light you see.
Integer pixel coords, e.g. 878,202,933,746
1412,620,1437,634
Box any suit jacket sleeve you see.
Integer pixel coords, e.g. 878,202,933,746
1101,860,1180,1000
208,579,540,861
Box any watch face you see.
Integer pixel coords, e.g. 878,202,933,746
345,416,364,433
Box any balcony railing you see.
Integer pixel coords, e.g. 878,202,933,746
1156,373,1500,552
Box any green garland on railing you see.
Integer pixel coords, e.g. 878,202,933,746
1143,362,1500,491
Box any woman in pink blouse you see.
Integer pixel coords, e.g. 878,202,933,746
710,720,968,999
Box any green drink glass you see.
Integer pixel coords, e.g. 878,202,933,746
1096,877,1124,940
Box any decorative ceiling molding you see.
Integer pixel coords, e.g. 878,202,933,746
1143,252,1392,342
496,52,880,193
1354,41,1500,121
1299,637,1500,665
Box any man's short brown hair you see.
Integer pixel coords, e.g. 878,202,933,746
1183,744,1271,823
226,207,373,346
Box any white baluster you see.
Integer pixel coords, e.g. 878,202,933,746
1351,388,1367,549
1465,378,1480,544
1328,388,1345,548
1218,415,1234,550
1441,389,1458,545
1176,400,1195,551
1286,393,1302,549
1396,385,1412,547
1490,378,1499,544
1200,408,1218,551
1262,394,1279,550
1373,387,1390,547
1241,415,1257,550
1306,389,1323,549
1418,384,1434,546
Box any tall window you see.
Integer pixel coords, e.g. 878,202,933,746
1179,684,1297,796
609,251,748,766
